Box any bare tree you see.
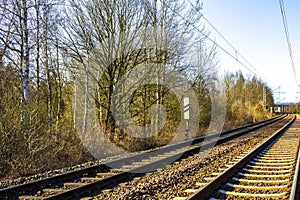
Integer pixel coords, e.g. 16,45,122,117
64,0,206,150
65,0,147,140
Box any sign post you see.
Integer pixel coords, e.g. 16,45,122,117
184,97,189,139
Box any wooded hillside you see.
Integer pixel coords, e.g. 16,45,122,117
0,0,274,179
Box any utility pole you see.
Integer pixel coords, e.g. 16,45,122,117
273,86,286,113
263,86,267,109
273,86,286,103
296,86,300,113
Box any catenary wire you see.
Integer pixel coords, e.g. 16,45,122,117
278,0,299,92
186,0,275,86
158,1,258,77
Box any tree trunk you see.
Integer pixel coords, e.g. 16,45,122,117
43,0,52,135
83,56,89,138
55,37,62,140
22,0,30,134
35,0,40,133
23,0,29,104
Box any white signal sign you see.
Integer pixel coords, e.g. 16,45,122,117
184,97,189,120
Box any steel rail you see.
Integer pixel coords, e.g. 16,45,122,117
289,133,300,200
0,114,287,200
40,115,289,200
188,115,296,200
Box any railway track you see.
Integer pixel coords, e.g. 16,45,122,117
0,115,288,200
178,114,299,200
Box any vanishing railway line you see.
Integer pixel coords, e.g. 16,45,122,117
179,114,300,200
0,114,294,200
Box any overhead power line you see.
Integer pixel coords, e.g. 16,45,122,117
278,0,299,91
160,0,258,77
186,0,274,86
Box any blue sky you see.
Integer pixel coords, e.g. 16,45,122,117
200,0,300,103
